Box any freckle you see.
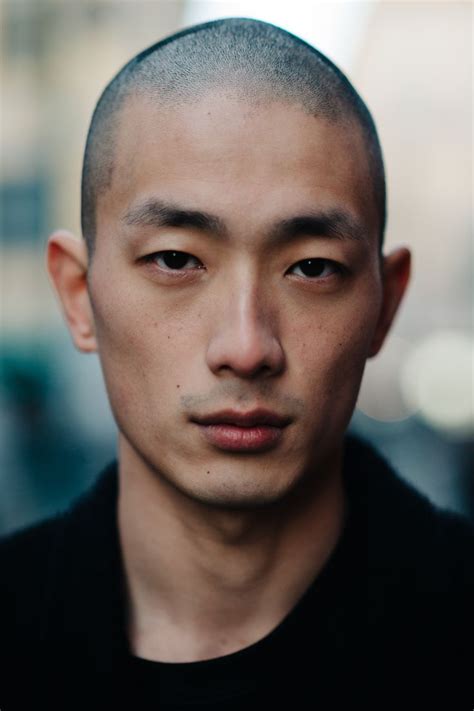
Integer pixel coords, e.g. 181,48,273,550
167,335,170,339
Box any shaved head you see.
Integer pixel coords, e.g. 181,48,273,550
81,17,386,258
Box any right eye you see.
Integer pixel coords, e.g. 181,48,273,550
143,250,204,273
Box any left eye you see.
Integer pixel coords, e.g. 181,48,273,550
144,251,341,279
288,258,341,279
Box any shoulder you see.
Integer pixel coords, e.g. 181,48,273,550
345,431,474,555
353,436,474,619
0,511,66,593
0,461,119,640
346,432,474,602
345,434,474,702
0,459,118,569
0,509,68,664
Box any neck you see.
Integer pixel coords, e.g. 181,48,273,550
117,436,347,663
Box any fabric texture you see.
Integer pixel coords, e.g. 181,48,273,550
1,433,473,709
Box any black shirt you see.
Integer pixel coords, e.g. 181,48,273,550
127,478,360,709
1,434,473,709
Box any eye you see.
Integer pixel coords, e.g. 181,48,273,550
144,250,203,272
143,251,343,281
288,258,343,279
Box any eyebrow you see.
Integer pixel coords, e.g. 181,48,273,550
121,197,366,245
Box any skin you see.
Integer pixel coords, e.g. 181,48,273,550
47,89,410,662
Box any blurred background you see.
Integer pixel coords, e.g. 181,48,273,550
0,0,472,535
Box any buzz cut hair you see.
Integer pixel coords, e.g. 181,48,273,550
81,17,386,258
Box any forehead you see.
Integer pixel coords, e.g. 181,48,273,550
98,90,377,242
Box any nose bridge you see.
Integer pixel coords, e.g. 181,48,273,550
206,261,284,378
226,260,276,332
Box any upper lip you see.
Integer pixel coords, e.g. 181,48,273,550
192,408,292,428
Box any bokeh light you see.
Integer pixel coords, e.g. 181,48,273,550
401,330,474,439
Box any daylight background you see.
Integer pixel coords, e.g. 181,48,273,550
0,0,472,533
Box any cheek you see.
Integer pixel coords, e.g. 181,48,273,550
288,312,374,446
292,289,380,398
89,275,202,419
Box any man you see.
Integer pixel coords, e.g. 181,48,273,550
1,17,472,710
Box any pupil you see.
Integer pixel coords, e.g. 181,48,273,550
300,258,325,277
164,251,188,270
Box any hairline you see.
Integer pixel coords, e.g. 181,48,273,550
91,91,382,258
81,19,386,259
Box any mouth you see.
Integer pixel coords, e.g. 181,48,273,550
191,409,291,452
191,408,292,428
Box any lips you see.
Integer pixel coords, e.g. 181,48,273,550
191,408,291,452
191,408,292,428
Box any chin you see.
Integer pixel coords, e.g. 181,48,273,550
179,479,290,512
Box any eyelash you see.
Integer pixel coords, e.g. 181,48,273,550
142,250,345,281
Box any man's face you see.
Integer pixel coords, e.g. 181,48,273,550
87,91,383,508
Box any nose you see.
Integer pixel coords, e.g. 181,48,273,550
205,275,286,379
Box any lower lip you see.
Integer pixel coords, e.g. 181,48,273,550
196,423,285,451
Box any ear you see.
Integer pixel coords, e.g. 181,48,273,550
368,247,411,358
46,229,98,353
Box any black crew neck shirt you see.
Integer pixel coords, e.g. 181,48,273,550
127,461,365,709
2,434,473,709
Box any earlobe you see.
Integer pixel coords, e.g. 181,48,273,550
46,229,98,353
368,247,411,358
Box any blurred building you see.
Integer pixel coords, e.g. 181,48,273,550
0,0,472,533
